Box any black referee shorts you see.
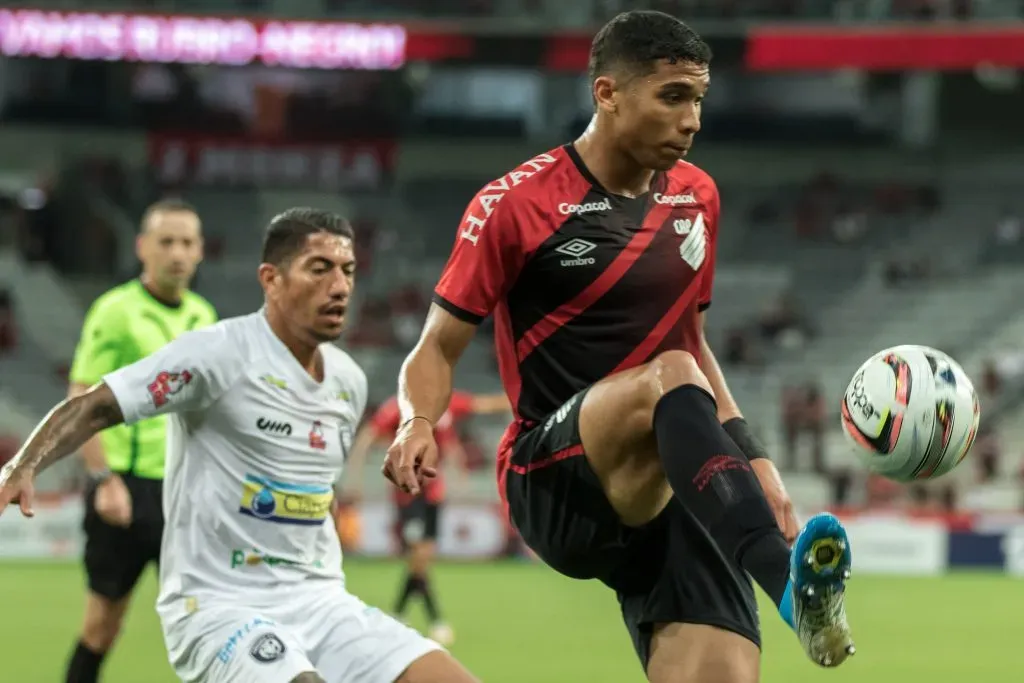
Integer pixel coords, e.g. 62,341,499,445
505,388,760,669
83,474,163,601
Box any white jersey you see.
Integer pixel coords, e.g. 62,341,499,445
103,310,367,625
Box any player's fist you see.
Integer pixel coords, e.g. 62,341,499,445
94,474,133,528
750,458,799,544
383,417,439,495
0,461,36,518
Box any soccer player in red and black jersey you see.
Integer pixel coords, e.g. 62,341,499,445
385,11,856,681
345,390,508,646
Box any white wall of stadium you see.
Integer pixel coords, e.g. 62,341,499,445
1,498,1023,576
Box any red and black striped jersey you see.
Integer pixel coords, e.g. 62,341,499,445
433,143,720,480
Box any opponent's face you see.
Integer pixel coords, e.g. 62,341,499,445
598,59,710,171
137,210,203,292
261,232,355,343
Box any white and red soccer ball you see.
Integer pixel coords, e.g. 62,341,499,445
841,344,980,482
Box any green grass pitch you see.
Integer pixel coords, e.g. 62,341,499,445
0,560,1014,682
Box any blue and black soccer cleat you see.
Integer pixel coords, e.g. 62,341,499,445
787,512,856,667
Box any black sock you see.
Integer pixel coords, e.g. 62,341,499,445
394,573,418,616
419,575,441,623
66,640,105,683
653,384,791,606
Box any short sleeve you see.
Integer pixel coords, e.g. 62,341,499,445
432,189,527,324
369,399,401,437
69,299,128,386
698,185,721,312
102,324,241,425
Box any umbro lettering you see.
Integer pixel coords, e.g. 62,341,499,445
654,192,697,205
559,199,612,215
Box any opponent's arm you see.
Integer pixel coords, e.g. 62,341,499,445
398,305,478,427
15,383,123,475
68,383,113,476
67,298,125,476
388,306,478,493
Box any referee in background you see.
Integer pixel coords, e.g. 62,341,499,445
64,199,217,683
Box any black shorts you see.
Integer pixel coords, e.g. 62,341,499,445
83,474,163,600
505,389,760,669
396,497,441,548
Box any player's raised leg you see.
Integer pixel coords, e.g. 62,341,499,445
576,350,854,669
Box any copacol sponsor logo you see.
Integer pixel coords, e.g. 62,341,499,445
257,417,292,436
654,192,696,205
558,198,612,215
555,238,597,267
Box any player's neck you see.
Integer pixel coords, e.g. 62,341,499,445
139,274,183,307
264,308,324,382
574,119,655,198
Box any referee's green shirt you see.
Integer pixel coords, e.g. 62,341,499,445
69,280,218,479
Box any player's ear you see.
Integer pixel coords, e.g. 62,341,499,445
257,263,279,295
592,75,618,114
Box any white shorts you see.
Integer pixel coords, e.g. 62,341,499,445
163,587,442,683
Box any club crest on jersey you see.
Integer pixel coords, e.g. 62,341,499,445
147,369,193,407
677,212,707,271
309,421,327,450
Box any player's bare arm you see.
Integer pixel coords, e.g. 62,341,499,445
385,305,477,494
698,312,798,541
0,383,123,515
69,382,133,528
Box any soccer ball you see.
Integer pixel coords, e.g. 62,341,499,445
840,344,980,482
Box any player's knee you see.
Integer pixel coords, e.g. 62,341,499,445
289,672,327,683
642,350,712,407
81,614,123,652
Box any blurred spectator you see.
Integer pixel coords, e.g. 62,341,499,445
0,289,16,354
758,291,812,351
831,208,867,244
981,359,1002,399
883,256,932,287
973,426,1001,483
389,284,429,349
723,327,758,366
780,382,826,472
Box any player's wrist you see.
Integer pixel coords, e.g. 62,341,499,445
722,417,770,463
400,415,434,431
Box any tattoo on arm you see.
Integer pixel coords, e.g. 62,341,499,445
19,383,124,474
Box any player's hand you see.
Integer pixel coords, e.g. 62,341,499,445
383,418,439,495
0,461,36,518
750,459,799,544
94,474,132,528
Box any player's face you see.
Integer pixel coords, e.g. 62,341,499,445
268,233,356,343
138,210,203,292
615,60,709,171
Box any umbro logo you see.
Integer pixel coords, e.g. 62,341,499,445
555,238,597,267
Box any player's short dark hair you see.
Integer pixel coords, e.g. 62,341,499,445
589,11,712,83
261,207,354,266
141,197,198,231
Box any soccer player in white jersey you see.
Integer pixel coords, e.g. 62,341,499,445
0,208,479,683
